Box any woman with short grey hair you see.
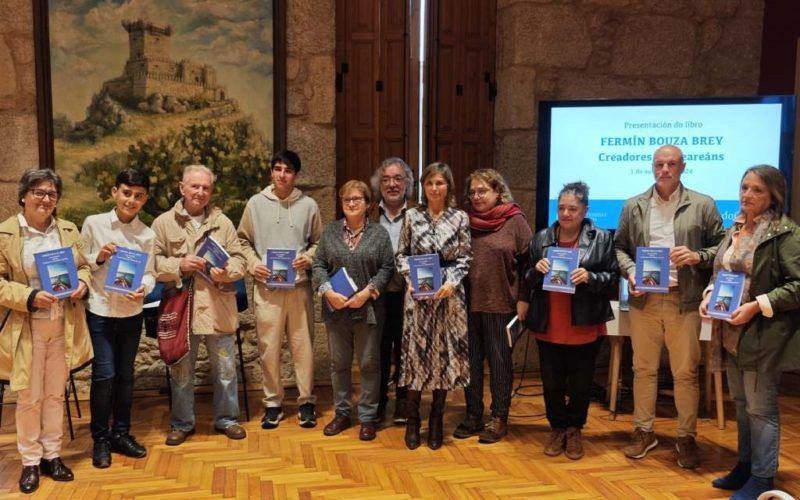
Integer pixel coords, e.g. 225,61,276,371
1,168,93,493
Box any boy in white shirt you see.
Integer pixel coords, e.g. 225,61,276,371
80,169,155,469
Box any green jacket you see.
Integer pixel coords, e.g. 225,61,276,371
614,184,725,313
723,215,800,372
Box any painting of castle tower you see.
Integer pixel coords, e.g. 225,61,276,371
46,1,275,225
102,20,228,106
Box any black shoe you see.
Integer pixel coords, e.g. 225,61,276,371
110,433,147,458
262,407,284,429
39,457,74,481
92,440,112,469
298,403,317,428
453,414,484,439
19,465,39,494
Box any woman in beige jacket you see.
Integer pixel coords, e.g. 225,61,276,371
0,169,92,494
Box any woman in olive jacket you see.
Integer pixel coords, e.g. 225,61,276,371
700,165,800,499
521,181,618,460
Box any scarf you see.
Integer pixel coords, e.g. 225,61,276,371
468,202,524,232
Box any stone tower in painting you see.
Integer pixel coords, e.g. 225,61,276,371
102,19,227,106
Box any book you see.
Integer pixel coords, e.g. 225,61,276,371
618,276,630,311
506,315,525,348
34,247,79,299
265,248,296,289
408,253,442,299
195,235,230,283
104,246,149,294
635,246,670,293
542,247,579,294
707,271,746,321
325,267,358,311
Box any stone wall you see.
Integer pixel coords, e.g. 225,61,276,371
0,0,38,216
494,0,765,220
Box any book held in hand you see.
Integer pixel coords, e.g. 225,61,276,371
104,246,149,294
195,235,230,283
506,315,525,348
707,271,746,321
635,246,670,293
34,247,79,299
542,247,579,294
408,253,442,299
619,276,630,311
265,249,296,289
325,267,357,311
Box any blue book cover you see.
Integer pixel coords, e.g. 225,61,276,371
104,246,149,294
329,267,357,298
708,271,746,320
635,246,670,293
265,248,297,289
195,235,230,283
408,253,442,299
34,247,79,299
542,247,579,294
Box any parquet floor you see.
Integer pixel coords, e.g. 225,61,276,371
1,374,799,499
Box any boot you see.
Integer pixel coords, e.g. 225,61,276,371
404,390,422,450
90,378,114,441
428,389,447,450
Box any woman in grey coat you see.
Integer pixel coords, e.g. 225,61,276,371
312,180,395,442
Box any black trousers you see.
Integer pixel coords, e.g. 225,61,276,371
537,338,601,430
378,291,406,413
464,311,515,419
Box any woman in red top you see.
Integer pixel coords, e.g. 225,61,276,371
522,181,618,460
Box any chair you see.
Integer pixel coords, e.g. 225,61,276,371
1,370,85,441
148,280,251,421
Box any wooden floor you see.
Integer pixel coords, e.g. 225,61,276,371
1,375,799,499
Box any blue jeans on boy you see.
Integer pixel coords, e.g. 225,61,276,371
170,333,240,432
726,355,781,478
87,311,143,440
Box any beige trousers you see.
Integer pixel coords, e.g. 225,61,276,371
16,317,68,466
629,290,701,437
254,282,316,408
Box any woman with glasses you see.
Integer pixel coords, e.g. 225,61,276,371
0,169,93,493
453,169,531,444
396,162,472,450
523,181,617,460
312,180,395,441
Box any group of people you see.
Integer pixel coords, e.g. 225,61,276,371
0,144,797,499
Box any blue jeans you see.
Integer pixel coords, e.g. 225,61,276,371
170,333,239,431
87,311,143,439
726,355,781,478
327,321,381,422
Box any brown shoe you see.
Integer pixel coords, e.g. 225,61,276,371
453,414,484,439
165,428,195,446
544,428,566,456
564,427,584,460
323,414,352,436
217,424,246,440
623,428,658,459
359,422,378,441
675,435,700,469
478,416,508,444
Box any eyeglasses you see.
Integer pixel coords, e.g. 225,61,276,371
342,196,365,205
468,188,492,199
380,175,406,185
30,189,59,201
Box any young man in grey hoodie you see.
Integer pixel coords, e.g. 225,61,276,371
238,150,323,429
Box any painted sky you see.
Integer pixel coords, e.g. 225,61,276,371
49,0,274,140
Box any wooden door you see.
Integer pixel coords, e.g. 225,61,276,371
336,0,409,193
427,0,496,204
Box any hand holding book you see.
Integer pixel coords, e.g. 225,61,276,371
96,241,117,265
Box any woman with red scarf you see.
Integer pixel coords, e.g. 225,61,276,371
453,169,532,444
